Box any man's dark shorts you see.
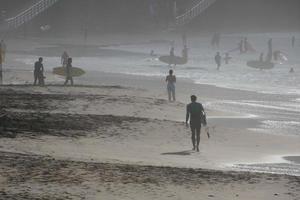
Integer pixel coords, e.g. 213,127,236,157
190,121,201,132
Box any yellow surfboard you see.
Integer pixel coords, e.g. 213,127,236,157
53,66,85,77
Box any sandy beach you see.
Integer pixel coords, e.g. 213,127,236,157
1,36,300,199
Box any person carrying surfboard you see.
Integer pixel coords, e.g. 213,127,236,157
64,58,74,86
186,95,206,152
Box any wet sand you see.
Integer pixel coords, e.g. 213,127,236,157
0,151,299,200
1,37,300,199
1,84,300,199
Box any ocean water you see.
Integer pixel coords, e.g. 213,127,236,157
12,32,300,176
15,32,300,137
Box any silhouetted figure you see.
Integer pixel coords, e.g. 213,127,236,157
169,47,175,66
34,57,44,86
215,52,221,70
186,95,206,152
64,58,74,86
259,53,264,62
266,38,273,62
166,69,176,101
150,50,155,56
292,36,295,48
224,53,231,64
289,67,294,73
182,45,188,60
0,40,6,63
61,51,69,67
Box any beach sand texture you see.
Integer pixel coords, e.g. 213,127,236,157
0,34,300,199
1,85,300,200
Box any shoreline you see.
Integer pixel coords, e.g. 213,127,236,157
1,35,300,199
1,84,300,175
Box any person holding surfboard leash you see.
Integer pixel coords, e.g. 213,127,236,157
186,95,207,152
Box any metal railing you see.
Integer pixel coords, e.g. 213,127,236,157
175,0,217,26
5,0,60,30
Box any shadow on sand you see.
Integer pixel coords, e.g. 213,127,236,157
161,150,193,156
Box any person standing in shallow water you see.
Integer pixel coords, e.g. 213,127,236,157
186,95,206,152
64,57,74,86
166,69,176,102
34,57,44,86
169,47,175,66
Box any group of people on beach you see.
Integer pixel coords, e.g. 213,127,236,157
166,33,298,151
32,51,74,86
212,34,297,71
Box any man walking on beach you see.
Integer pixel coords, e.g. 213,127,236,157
186,95,206,152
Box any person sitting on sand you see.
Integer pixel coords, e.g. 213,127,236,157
186,95,206,152
166,69,176,102
64,57,74,86
34,57,44,86
289,67,294,73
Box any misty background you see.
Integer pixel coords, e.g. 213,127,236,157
1,0,299,37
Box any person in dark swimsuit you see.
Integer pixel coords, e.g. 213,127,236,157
186,95,206,152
